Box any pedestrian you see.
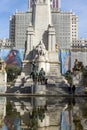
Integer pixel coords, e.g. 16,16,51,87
72,85,76,94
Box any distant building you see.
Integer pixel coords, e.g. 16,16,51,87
72,38,87,47
0,38,12,48
9,11,32,49
52,11,78,49
71,38,87,68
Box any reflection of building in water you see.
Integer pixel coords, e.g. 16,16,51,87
60,109,73,130
3,97,86,130
8,97,62,129
14,99,67,129
60,98,86,130
0,97,6,129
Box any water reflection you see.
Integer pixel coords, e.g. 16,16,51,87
0,96,87,130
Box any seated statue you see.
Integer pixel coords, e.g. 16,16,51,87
35,40,48,61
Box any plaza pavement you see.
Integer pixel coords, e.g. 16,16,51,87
0,82,86,97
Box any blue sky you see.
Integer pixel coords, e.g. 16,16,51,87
0,0,87,38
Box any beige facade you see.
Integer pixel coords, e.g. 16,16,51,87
52,11,78,49
0,38,11,48
9,1,78,50
71,38,87,68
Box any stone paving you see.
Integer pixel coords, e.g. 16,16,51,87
46,83,85,95
5,81,86,96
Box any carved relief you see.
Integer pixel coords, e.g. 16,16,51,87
34,40,49,61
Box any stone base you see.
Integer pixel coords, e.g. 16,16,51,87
22,60,32,75
35,84,46,94
46,75,64,84
22,60,61,77
48,62,60,76
0,72,7,92
47,52,61,76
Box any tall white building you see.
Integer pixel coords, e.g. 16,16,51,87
9,11,32,49
52,11,78,49
71,38,87,68
9,0,78,49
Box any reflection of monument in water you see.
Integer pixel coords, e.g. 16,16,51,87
22,0,60,77
1,97,86,130
0,97,6,129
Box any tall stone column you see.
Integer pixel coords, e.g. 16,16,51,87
48,24,56,52
26,24,34,54
32,0,52,47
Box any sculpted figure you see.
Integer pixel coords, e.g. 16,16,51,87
30,61,38,82
35,40,48,60
36,40,45,55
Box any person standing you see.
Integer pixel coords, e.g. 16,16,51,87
72,85,76,94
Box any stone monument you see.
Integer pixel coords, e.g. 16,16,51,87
22,0,60,77
0,59,7,92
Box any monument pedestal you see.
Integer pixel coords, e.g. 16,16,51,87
0,59,7,93
48,52,60,76
21,0,62,87
35,84,46,95
0,71,7,92
22,60,32,76
23,44,61,77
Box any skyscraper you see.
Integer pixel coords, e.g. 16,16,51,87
9,11,32,49
9,0,78,49
52,11,78,49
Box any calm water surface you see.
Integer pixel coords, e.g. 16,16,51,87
0,96,87,130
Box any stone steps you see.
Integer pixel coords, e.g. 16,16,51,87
46,86,68,95
14,74,33,87
46,75,64,83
